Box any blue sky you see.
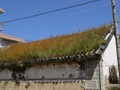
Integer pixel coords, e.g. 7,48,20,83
0,0,120,42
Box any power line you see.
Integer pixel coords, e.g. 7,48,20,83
61,2,111,19
61,1,120,19
2,0,100,23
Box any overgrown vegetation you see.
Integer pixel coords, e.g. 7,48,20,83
0,25,112,63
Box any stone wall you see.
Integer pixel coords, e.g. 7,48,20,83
0,63,82,80
25,63,81,79
0,59,101,89
84,59,100,90
0,81,84,90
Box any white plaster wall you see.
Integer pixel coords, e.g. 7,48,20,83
25,63,81,79
0,70,12,79
102,35,118,85
0,60,99,89
0,63,82,80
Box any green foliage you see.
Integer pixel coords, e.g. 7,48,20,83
98,40,108,45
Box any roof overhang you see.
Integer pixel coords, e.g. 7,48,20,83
0,33,24,43
0,8,4,14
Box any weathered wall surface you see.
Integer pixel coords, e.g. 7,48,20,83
0,70,12,79
0,63,82,80
0,61,99,80
84,59,100,90
0,60,100,89
25,63,81,79
0,81,84,90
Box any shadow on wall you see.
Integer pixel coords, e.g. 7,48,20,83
10,59,100,81
79,59,100,80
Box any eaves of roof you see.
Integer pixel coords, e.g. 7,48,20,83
0,33,24,42
95,26,114,55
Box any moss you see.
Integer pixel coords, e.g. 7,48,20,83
98,40,108,45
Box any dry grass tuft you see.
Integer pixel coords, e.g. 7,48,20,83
0,24,112,62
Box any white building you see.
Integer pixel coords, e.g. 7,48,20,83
0,25,119,90
0,33,24,48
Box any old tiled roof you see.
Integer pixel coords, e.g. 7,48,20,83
0,25,114,71
0,33,24,42
0,25,112,61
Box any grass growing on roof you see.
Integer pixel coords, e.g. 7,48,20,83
0,24,112,62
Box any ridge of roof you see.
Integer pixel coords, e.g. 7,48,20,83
0,33,24,42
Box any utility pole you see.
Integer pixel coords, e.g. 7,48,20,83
111,0,120,84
